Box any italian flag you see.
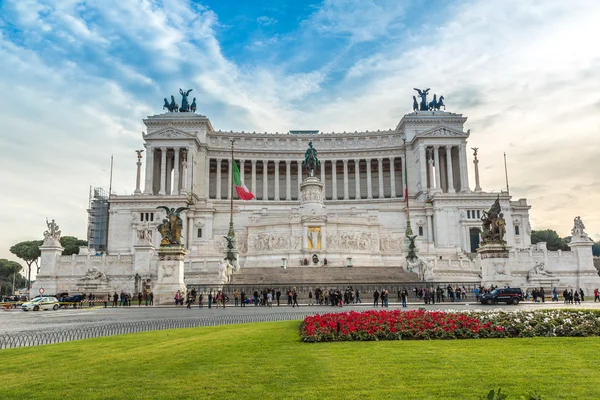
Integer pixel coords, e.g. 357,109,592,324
233,160,255,200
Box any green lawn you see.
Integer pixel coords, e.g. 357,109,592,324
1,321,599,399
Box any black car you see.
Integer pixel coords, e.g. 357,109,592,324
480,288,523,305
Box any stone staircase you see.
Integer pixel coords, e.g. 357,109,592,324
230,266,420,285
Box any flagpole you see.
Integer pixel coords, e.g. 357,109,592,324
403,139,413,236
503,152,510,195
228,139,236,237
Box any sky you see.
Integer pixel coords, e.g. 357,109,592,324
1,0,599,271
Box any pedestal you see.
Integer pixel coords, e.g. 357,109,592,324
153,246,187,305
477,242,512,287
31,240,64,296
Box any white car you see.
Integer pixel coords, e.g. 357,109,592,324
22,296,60,311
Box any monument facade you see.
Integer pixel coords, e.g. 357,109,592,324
32,89,600,295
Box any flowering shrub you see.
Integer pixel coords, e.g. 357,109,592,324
299,309,600,342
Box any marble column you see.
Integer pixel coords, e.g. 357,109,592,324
134,155,142,195
187,215,194,248
181,153,188,195
285,160,291,200
143,147,153,194
165,151,172,195
240,159,245,186
331,160,337,200
159,147,167,195
228,158,233,199
473,149,482,192
426,214,434,243
377,157,384,198
251,160,257,194
297,160,302,196
203,156,209,197
343,160,349,200
274,160,280,201
216,159,222,200
173,147,180,195
459,143,469,192
419,143,427,195
263,160,268,200
320,162,325,185
186,148,193,194
446,146,455,193
427,149,434,190
433,146,441,192
389,157,396,197
366,158,373,199
354,159,361,200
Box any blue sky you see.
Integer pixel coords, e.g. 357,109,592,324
1,0,599,264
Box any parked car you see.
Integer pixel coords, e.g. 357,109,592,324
22,296,60,311
480,288,523,305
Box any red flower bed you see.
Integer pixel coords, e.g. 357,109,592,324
300,310,505,342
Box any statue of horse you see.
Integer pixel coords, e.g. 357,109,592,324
163,98,171,112
437,95,445,110
412,96,419,112
190,98,197,113
428,94,438,110
169,95,178,113
303,141,321,176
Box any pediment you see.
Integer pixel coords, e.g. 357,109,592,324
144,128,196,140
417,126,468,138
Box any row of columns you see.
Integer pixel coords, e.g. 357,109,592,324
210,157,403,200
143,147,192,195
424,144,469,193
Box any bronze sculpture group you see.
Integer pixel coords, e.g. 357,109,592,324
156,206,189,246
163,88,197,113
480,197,506,244
413,88,445,111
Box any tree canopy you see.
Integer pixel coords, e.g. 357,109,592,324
530,229,570,251
9,240,43,289
60,236,88,256
0,259,27,295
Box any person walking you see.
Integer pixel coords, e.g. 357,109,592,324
401,288,407,308
138,292,142,306
240,291,246,307
594,288,599,303
292,290,299,307
276,290,281,306
112,292,118,307
579,288,585,302
233,290,239,307
149,292,154,306
308,290,314,306
208,292,213,309
552,287,559,302
198,293,204,308
267,291,273,308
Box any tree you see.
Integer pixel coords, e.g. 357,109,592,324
530,229,570,251
0,259,27,295
593,241,600,257
60,236,88,256
9,240,42,289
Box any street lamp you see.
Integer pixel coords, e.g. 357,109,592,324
281,257,287,271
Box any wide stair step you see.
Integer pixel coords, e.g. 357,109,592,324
230,266,419,285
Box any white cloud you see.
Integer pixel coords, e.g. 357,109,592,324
256,16,277,27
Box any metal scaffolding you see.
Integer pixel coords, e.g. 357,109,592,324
87,186,109,253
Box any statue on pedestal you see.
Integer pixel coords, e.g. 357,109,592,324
571,216,588,238
156,206,189,246
303,141,321,177
43,218,61,245
480,197,506,244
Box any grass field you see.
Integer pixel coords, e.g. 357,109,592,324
1,320,599,399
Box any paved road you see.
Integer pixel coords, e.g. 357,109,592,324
2,301,598,335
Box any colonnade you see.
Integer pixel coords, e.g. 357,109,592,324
207,157,405,201
423,144,469,193
143,147,192,195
